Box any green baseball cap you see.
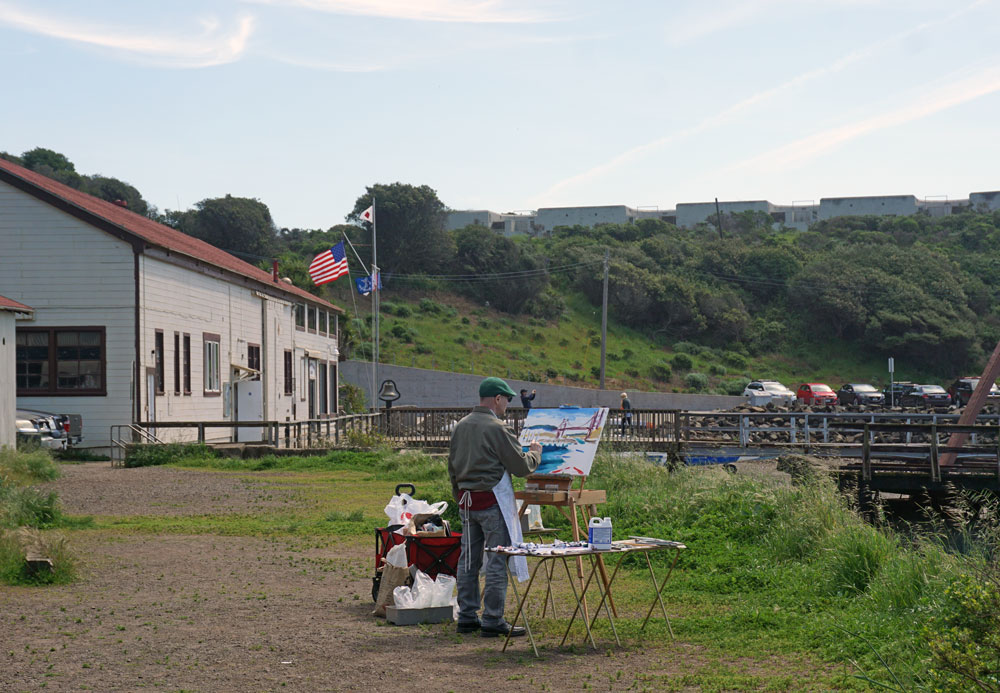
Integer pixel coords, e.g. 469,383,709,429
479,376,517,399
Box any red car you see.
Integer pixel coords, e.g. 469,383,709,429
796,383,838,405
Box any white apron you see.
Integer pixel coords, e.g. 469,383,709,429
493,471,528,581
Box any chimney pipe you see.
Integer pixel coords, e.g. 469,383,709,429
272,259,279,282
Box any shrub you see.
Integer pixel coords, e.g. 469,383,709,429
924,572,1000,691
545,367,558,379
590,366,601,379
722,377,751,395
589,335,601,347
649,363,672,381
380,301,397,315
0,447,60,484
395,304,412,318
722,350,748,369
390,324,416,343
674,341,701,355
709,363,727,376
525,288,565,320
461,316,470,325
418,298,443,314
671,353,694,371
559,338,569,347
571,361,583,370
124,443,216,468
684,372,709,391
414,344,432,354
622,348,635,360
626,368,640,378
0,480,61,528
454,336,466,345
340,383,367,413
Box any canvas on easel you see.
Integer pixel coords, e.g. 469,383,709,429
518,406,609,475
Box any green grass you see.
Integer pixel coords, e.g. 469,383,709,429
130,446,1000,689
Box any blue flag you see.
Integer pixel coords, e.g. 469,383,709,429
355,272,382,296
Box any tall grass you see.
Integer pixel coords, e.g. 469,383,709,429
0,446,60,484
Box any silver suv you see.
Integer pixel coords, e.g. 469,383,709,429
743,380,796,406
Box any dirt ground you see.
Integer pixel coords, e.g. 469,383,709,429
0,463,801,692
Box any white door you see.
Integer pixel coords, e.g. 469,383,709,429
235,380,264,442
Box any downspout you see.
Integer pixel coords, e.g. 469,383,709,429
133,246,142,423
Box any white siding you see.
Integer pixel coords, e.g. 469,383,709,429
0,312,14,448
0,180,135,449
140,251,338,443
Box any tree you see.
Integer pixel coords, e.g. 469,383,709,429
174,195,277,258
348,183,453,274
21,147,75,175
451,225,548,313
80,175,150,216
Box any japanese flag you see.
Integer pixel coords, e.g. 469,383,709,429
359,205,374,223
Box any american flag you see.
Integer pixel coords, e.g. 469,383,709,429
308,242,349,285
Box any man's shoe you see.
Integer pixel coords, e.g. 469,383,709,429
456,621,481,634
480,623,526,638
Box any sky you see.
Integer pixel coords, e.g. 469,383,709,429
2,0,999,230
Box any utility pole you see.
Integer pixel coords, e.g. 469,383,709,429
714,197,725,240
600,249,609,389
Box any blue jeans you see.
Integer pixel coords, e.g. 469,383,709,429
457,504,511,627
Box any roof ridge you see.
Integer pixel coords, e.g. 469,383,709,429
0,157,342,313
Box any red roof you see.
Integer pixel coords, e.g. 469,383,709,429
0,157,342,313
0,294,32,312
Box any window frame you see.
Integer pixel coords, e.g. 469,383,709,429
173,332,181,395
247,343,261,381
183,333,191,395
203,332,221,396
294,303,305,331
15,326,107,396
283,349,293,396
154,329,165,395
307,306,317,333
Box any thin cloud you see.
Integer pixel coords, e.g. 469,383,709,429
0,2,254,67
725,62,1000,173
251,0,558,23
532,0,984,204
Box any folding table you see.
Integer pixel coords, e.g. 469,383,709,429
487,539,686,657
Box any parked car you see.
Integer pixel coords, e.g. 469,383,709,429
836,383,885,406
882,381,916,407
15,408,83,450
796,383,838,406
946,377,1000,406
900,384,952,409
743,380,796,406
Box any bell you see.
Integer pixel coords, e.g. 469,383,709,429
378,379,400,402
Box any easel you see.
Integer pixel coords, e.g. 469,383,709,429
515,474,618,619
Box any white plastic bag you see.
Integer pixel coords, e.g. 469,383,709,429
410,570,436,608
384,494,448,527
431,574,456,607
393,585,417,609
385,543,408,569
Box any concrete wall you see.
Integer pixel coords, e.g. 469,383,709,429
970,191,1000,211
675,200,773,229
341,360,743,411
445,210,502,231
0,311,14,449
819,195,917,219
535,206,637,232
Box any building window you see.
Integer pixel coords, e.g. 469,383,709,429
330,363,338,413
295,303,305,330
203,333,221,395
16,327,106,395
319,311,327,336
173,332,181,395
318,360,328,414
307,306,317,333
154,330,165,395
283,350,293,395
330,314,337,341
248,344,261,380
183,334,191,395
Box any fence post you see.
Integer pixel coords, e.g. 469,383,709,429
790,416,797,444
862,423,871,481
198,423,205,443
930,423,940,483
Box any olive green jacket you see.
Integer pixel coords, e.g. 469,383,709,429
448,406,541,501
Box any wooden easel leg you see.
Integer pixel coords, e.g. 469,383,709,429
569,496,589,624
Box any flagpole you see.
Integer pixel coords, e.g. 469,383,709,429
371,197,379,411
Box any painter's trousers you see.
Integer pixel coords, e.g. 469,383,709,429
456,504,510,627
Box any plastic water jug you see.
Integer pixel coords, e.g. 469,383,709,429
588,517,612,550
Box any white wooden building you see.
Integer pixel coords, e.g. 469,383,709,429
0,158,343,451
0,294,33,449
